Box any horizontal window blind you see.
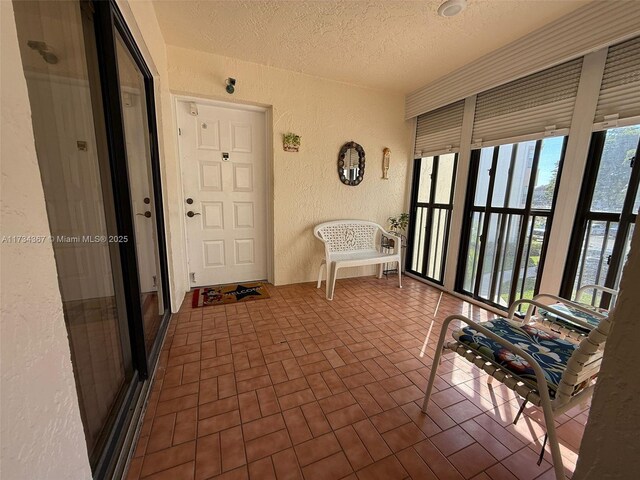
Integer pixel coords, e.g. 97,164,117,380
472,58,583,146
414,101,464,157
594,36,640,124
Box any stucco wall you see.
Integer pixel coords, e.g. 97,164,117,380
573,220,640,478
0,2,92,478
166,45,413,286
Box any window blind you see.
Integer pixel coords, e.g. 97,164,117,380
414,100,464,157
472,58,583,146
594,36,640,125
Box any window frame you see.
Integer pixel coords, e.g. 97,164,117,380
560,129,640,307
406,153,458,284
455,137,566,310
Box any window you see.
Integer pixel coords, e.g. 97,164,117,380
406,153,457,283
562,125,640,307
12,0,170,477
457,137,565,309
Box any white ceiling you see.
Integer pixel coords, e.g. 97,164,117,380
153,0,589,94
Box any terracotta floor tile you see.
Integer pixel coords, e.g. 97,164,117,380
245,428,292,462
370,406,412,433
396,447,438,480
272,448,303,480
294,432,341,466
220,426,247,472
352,419,392,461
127,279,584,480
449,443,498,479
283,407,313,445
242,413,286,441
355,455,408,480
335,425,374,471
301,451,353,480
195,433,221,480
431,425,475,456
140,441,196,478
382,422,427,452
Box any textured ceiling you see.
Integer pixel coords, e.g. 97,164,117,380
153,0,589,93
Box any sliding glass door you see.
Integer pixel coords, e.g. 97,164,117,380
457,137,565,309
13,0,170,477
406,153,457,283
562,125,640,307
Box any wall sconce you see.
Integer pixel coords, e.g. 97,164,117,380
226,77,236,94
382,148,391,179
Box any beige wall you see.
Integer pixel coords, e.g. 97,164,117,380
166,45,413,286
0,2,91,478
573,219,640,477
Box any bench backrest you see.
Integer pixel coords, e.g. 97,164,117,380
314,220,381,253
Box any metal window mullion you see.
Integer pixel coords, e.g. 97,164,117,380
509,140,543,304
473,147,501,297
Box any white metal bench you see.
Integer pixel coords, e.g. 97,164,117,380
314,220,402,300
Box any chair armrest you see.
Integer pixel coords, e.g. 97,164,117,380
575,284,618,304
531,293,608,320
508,297,600,332
379,228,401,255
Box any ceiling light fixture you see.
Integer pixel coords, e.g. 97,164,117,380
437,0,467,17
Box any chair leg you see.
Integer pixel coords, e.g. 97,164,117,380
397,261,402,288
421,319,451,413
328,263,339,301
539,390,565,479
317,261,325,289
377,263,384,279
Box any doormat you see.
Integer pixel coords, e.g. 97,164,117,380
192,282,270,308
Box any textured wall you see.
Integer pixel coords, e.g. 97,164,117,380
573,219,640,477
0,2,92,478
167,45,413,285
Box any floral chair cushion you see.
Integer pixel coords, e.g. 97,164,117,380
452,318,577,396
538,303,607,334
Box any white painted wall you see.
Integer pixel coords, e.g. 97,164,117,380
573,219,640,477
166,45,413,286
0,2,91,478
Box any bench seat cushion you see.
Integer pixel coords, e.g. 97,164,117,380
538,303,607,335
331,250,398,263
452,318,578,396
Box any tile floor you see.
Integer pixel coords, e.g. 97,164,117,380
125,276,588,480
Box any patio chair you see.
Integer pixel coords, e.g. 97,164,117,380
531,284,618,338
314,220,402,300
421,298,611,480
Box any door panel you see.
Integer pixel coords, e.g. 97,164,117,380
114,31,166,352
179,102,267,286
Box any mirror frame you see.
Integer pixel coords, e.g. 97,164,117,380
337,141,366,186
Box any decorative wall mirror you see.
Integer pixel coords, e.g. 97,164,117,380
338,141,365,186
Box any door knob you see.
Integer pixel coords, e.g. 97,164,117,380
137,211,151,218
186,211,201,218
186,198,194,204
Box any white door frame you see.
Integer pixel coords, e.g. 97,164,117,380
172,94,274,287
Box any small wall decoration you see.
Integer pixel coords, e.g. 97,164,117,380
337,141,366,186
282,132,301,152
382,147,391,179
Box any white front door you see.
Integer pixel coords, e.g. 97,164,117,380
178,100,267,287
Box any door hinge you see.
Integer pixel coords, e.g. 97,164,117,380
607,255,612,266
178,127,182,136
630,156,635,168
190,272,196,283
